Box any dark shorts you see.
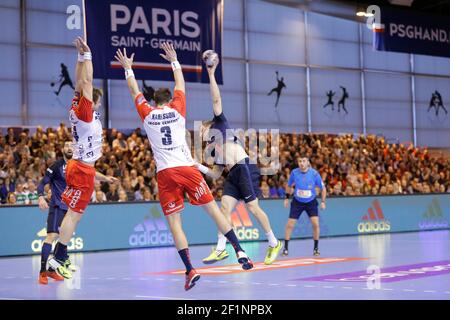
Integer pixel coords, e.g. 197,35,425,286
46,206,68,234
223,159,261,203
289,198,318,219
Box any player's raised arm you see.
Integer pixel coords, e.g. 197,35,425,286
73,38,84,94
74,37,93,102
114,48,140,101
206,57,222,116
159,42,185,94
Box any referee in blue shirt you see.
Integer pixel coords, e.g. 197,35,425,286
283,157,327,256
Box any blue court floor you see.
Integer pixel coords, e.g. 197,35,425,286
0,230,449,300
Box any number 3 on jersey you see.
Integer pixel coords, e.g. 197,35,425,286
161,126,172,146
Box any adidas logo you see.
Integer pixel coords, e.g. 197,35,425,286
31,228,83,252
358,199,391,233
129,206,174,246
419,198,448,230
230,202,259,240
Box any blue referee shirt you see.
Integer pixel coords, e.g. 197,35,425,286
288,168,325,203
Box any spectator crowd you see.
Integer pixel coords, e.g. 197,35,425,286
1,124,449,206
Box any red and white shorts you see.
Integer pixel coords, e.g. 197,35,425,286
62,159,96,214
157,166,214,216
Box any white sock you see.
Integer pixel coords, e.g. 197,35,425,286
216,233,227,252
266,230,278,247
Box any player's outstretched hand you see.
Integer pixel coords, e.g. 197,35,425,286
284,199,289,208
74,36,91,53
159,42,177,63
320,202,326,210
114,48,135,70
38,196,49,211
105,176,119,184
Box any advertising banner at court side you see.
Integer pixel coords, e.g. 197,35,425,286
84,0,223,83
373,7,450,58
0,195,448,256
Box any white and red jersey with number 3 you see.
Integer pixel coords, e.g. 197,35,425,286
134,90,194,172
69,93,103,163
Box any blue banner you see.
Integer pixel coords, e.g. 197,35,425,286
84,0,223,83
373,7,450,58
0,195,449,256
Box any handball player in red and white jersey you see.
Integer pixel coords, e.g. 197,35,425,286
48,37,117,279
114,43,254,291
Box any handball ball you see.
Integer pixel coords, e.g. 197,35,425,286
202,50,219,67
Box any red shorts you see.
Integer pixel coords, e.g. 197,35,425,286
62,159,96,214
157,166,214,216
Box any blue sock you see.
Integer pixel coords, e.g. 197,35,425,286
224,230,243,253
40,242,52,272
54,242,67,262
178,248,193,274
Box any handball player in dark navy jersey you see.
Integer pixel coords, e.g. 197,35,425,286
37,141,75,284
197,51,282,265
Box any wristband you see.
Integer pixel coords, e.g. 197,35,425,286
285,193,291,199
171,61,181,71
125,68,135,79
83,52,92,60
197,164,209,174
77,53,84,62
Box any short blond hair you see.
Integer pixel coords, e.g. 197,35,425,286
93,88,103,104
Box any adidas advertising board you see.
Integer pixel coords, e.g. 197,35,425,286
0,195,448,256
357,199,391,233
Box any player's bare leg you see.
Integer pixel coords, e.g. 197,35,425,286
203,195,236,264
202,200,253,270
166,212,200,291
311,216,320,256
283,218,297,256
48,209,81,278
245,198,282,264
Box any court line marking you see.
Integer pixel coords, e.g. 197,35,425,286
12,274,450,296
136,295,194,300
